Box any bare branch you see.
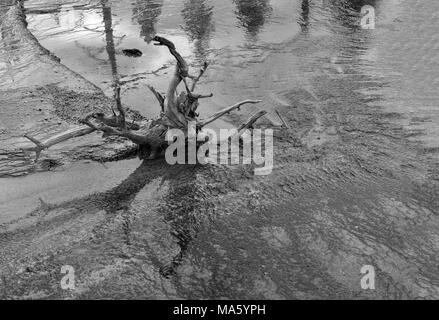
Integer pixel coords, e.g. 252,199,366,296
197,100,262,128
191,61,209,92
237,111,268,133
153,36,189,77
23,126,96,160
181,77,192,94
275,109,289,128
147,85,165,113
82,117,150,145
227,111,268,144
191,93,213,99
152,36,190,127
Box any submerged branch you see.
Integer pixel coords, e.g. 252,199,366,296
197,100,262,128
237,110,268,133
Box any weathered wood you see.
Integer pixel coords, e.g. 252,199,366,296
24,126,95,150
24,126,96,159
23,36,268,160
237,110,268,133
197,100,262,128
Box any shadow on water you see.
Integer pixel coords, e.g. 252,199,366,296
104,162,209,279
181,0,214,62
102,0,118,80
158,164,211,278
13,160,215,281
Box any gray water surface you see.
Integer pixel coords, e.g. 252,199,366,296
1,0,439,299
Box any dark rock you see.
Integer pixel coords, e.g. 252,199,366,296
122,49,143,58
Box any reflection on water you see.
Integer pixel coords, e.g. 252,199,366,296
11,160,209,280
299,0,309,32
102,0,123,112
102,0,117,80
234,0,272,41
132,0,162,43
342,0,379,11
158,165,205,277
181,0,214,61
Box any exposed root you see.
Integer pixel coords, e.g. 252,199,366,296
23,36,270,161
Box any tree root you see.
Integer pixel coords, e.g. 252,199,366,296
23,36,270,161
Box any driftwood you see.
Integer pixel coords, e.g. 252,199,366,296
24,127,95,160
24,36,266,161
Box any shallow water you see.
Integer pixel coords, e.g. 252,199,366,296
1,0,436,145
20,0,303,120
1,0,439,299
